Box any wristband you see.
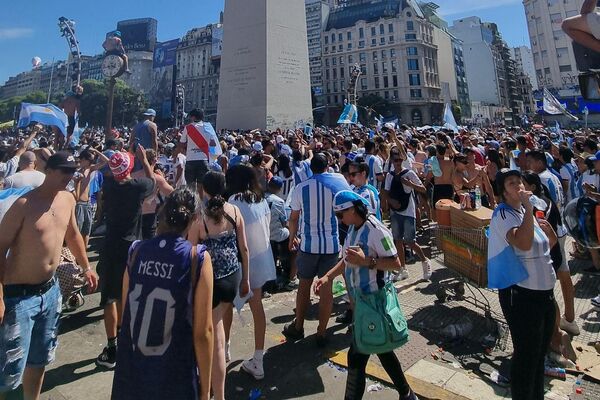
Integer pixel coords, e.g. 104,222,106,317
368,257,377,270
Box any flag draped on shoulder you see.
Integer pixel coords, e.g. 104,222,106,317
543,88,578,121
17,103,69,135
338,103,358,125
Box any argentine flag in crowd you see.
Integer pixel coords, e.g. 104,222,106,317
0,187,33,224
442,103,458,133
543,88,578,121
18,103,69,136
69,112,86,147
202,122,223,160
338,103,358,125
375,114,383,132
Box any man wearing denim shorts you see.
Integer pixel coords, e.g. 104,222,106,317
0,152,98,399
384,156,432,282
283,154,350,347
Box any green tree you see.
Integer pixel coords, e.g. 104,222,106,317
78,79,147,127
357,94,391,124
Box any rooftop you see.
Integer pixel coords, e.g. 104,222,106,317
326,0,424,30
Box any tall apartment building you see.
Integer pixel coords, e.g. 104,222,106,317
523,0,582,91
0,60,70,101
511,45,538,91
421,2,470,119
322,0,443,125
175,24,222,122
450,17,522,124
305,0,331,107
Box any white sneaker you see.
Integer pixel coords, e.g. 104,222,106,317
391,269,409,282
421,259,432,281
241,358,264,380
225,342,231,363
592,295,600,309
559,316,580,336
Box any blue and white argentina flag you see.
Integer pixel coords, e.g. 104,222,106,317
0,186,33,224
18,103,69,136
338,103,358,125
443,103,458,133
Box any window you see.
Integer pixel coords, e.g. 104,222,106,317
333,68,337,79
340,56,344,65
338,33,343,42
325,59,330,67
332,57,337,66
391,60,397,73
359,40,365,48
405,34,417,41
340,67,345,78
331,33,336,43
347,43,352,50
394,90,399,99
327,96,331,104
407,47,418,56
339,44,343,51
348,55,354,63
371,38,377,46
324,46,329,53
334,95,339,103
559,65,572,72
324,36,329,45
373,63,379,74
544,67,551,75
382,62,388,74
359,52,366,62
373,51,378,60
347,32,352,41
384,91,390,100
407,21,414,31
333,82,337,92
371,27,376,36
361,78,367,90
389,36,394,43
410,89,422,98
408,59,419,70
359,28,364,39
390,49,396,58
388,24,394,33
381,49,387,59
375,77,380,89
409,74,421,86
325,70,330,79
383,76,389,88
556,47,569,58
380,37,385,45
380,24,385,35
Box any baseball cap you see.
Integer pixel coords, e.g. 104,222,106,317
46,151,78,170
276,135,284,144
333,190,369,212
109,151,134,181
252,142,263,152
590,151,600,162
143,109,157,117
269,176,284,188
280,144,293,156
486,140,500,150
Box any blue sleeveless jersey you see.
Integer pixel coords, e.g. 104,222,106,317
112,234,205,400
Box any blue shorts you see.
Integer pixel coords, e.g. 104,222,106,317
390,213,416,243
0,280,62,391
75,201,94,237
296,251,339,280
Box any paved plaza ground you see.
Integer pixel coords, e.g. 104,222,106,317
14,232,600,400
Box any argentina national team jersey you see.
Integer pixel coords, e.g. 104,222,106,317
365,154,383,187
112,234,204,400
559,162,578,203
344,216,398,295
539,169,565,210
355,184,382,221
293,159,313,186
290,178,339,254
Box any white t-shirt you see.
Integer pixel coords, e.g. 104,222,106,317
384,169,421,218
180,121,221,162
174,153,187,188
4,170,46,189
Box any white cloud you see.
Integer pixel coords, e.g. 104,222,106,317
436,0,522,16
0,28,34,40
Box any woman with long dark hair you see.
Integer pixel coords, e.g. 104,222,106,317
188,171,250,400
488,169,557,400
275,153,295,202
486,148,505,203
226,164,276,380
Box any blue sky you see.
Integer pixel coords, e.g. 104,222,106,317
0,0,528,85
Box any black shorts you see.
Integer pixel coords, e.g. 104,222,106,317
433,184,454,204
213,268,242,308
185,160,209,187
98,239,133,307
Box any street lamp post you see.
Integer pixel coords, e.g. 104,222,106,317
101,53,126,138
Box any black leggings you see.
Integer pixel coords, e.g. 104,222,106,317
344,343,410,400
499,286,555,400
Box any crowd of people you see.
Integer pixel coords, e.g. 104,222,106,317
1,107,600,400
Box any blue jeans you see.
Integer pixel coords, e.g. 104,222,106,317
390,213,416,243
0,280,62,391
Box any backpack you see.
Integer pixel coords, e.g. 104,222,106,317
389,169,412,212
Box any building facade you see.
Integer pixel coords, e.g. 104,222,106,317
511,45,538,91
175,24,222,123
321,0,443,125
305,0,331,107
523,0,582,91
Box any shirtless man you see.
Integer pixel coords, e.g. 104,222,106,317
464,148,497,208
74,148,109,247
0,151,98,400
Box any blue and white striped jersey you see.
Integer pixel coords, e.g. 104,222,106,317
559,162,578,204
290,177,340,254
293,160,313,186
539,169,565,210
364,154,383,188
344,216,397,295
354,184,382,221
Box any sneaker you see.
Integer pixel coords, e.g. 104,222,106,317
559,316,580,336
421,259,432,281
285,278,299,291
241,358,264,380
392,269,409,282
282,320,305,341
591,295,600,309
336,309,353,324
225,342,231,363
96,346,117,369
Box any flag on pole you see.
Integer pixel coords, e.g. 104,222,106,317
337,103,358,125
442,103,458,133
17,103,69,135
543,88,578,121
555,121,564,142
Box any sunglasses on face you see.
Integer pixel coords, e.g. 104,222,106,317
335,210,346,219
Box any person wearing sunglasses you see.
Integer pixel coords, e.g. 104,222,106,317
314,190,418,400
348,162,381,221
